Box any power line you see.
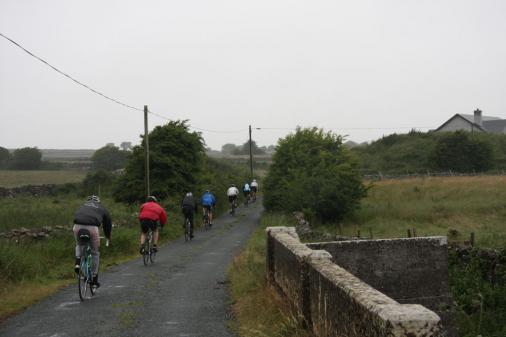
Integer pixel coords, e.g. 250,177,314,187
148,110,246,134
0,32,143,112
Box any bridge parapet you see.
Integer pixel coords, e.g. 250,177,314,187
266,227,445,337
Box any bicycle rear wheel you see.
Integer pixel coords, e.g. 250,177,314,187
78,260,88,301
149,244,156,263
143,240,149,265
185,218,191,242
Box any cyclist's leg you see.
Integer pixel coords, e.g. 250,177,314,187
81,226,100,286
152,221,159,246
72,225,83,272
139,219,149,253
209,206,214,224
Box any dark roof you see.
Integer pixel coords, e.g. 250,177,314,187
483,119,506,133
460,114,501,123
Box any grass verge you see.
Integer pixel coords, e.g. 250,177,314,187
227,213,309,337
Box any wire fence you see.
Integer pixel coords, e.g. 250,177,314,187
362,170,506,181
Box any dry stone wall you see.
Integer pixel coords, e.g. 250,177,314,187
266,226,445,337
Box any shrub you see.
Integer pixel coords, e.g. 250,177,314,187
431,131,494,172
91,145,130,171
0,147,10,169
9,147,42,170
113,120,205,203
264,127,366,222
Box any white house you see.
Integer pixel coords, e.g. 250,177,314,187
435,109,506,134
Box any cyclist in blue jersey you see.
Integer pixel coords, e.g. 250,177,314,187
200,190,216,227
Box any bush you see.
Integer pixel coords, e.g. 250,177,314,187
91,145,130,171
9,147,42,170
264,127,366,222
0,147,10,169
82,170,115,196
431,131,494,172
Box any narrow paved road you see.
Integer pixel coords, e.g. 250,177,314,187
0,200,263,337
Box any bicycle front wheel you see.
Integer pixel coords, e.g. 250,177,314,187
185,219,191,242
143,241,150,266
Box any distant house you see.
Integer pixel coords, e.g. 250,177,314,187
435,109,506,134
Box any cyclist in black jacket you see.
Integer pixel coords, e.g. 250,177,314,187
73,195,112,288
181,192,198,238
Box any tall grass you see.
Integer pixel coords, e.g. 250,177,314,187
329,176,506,248
228,213,308,337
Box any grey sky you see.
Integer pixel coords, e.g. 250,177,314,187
1,0,505,150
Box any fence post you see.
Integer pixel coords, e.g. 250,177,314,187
369,228,373,239
407,229,412,238
412,228,417,237
470,232,475,247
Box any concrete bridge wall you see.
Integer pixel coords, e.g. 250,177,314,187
266,227,444,337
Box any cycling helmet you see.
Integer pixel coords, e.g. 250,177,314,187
186,192,193,197
146,195,158,202
252,179,257,182
87,195,100,203
205,189,210,193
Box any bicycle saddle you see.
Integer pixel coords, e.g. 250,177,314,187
77,228,91,244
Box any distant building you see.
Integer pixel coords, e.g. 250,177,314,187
435,109,506,134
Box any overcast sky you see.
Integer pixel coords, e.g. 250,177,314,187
1,0,505,150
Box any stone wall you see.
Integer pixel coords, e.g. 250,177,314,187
308,237,455,336
0,184,59,198
266,227,444,337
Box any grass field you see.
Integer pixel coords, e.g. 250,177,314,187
325,176,506,249
0,170,87,188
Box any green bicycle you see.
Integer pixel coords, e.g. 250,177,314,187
77,229,95,301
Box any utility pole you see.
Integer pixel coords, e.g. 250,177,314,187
249,125,253,178
144,105,150,197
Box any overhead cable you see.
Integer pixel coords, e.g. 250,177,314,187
0,32,143,112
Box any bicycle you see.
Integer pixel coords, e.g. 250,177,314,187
184,216,192,242
251,190,257,202
203,207,210,230
230,198,237,215
77,231,109,301
244,193,250,207
142,228,156,265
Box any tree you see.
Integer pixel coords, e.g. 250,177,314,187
0,147,10,169
91,145,130,171
120,142,132,151
10,147,42,170
114,120,205,203
264,127,367,222
232,140,266,155
221,143,238,155
431,131,493,172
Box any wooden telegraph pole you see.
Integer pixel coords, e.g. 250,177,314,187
249,125,253,178
144,105,150,197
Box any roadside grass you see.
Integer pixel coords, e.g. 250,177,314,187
228,213,309,337
316,176,506,249
0,170,87,188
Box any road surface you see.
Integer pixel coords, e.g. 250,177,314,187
0,200,263,337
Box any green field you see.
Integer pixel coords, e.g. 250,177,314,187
329,176,506,248
0,170,87,188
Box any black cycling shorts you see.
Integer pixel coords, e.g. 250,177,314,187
251,186,257,193
228,195,237,203
140,219,158,233
243,191,250,197
202,205,212,211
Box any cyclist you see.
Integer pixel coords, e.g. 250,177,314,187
181,192,197,238
200,190,216,227
243,181,251,203
139,196,167,254
251,179,258,200
227,184,239,212
73,195,112,288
